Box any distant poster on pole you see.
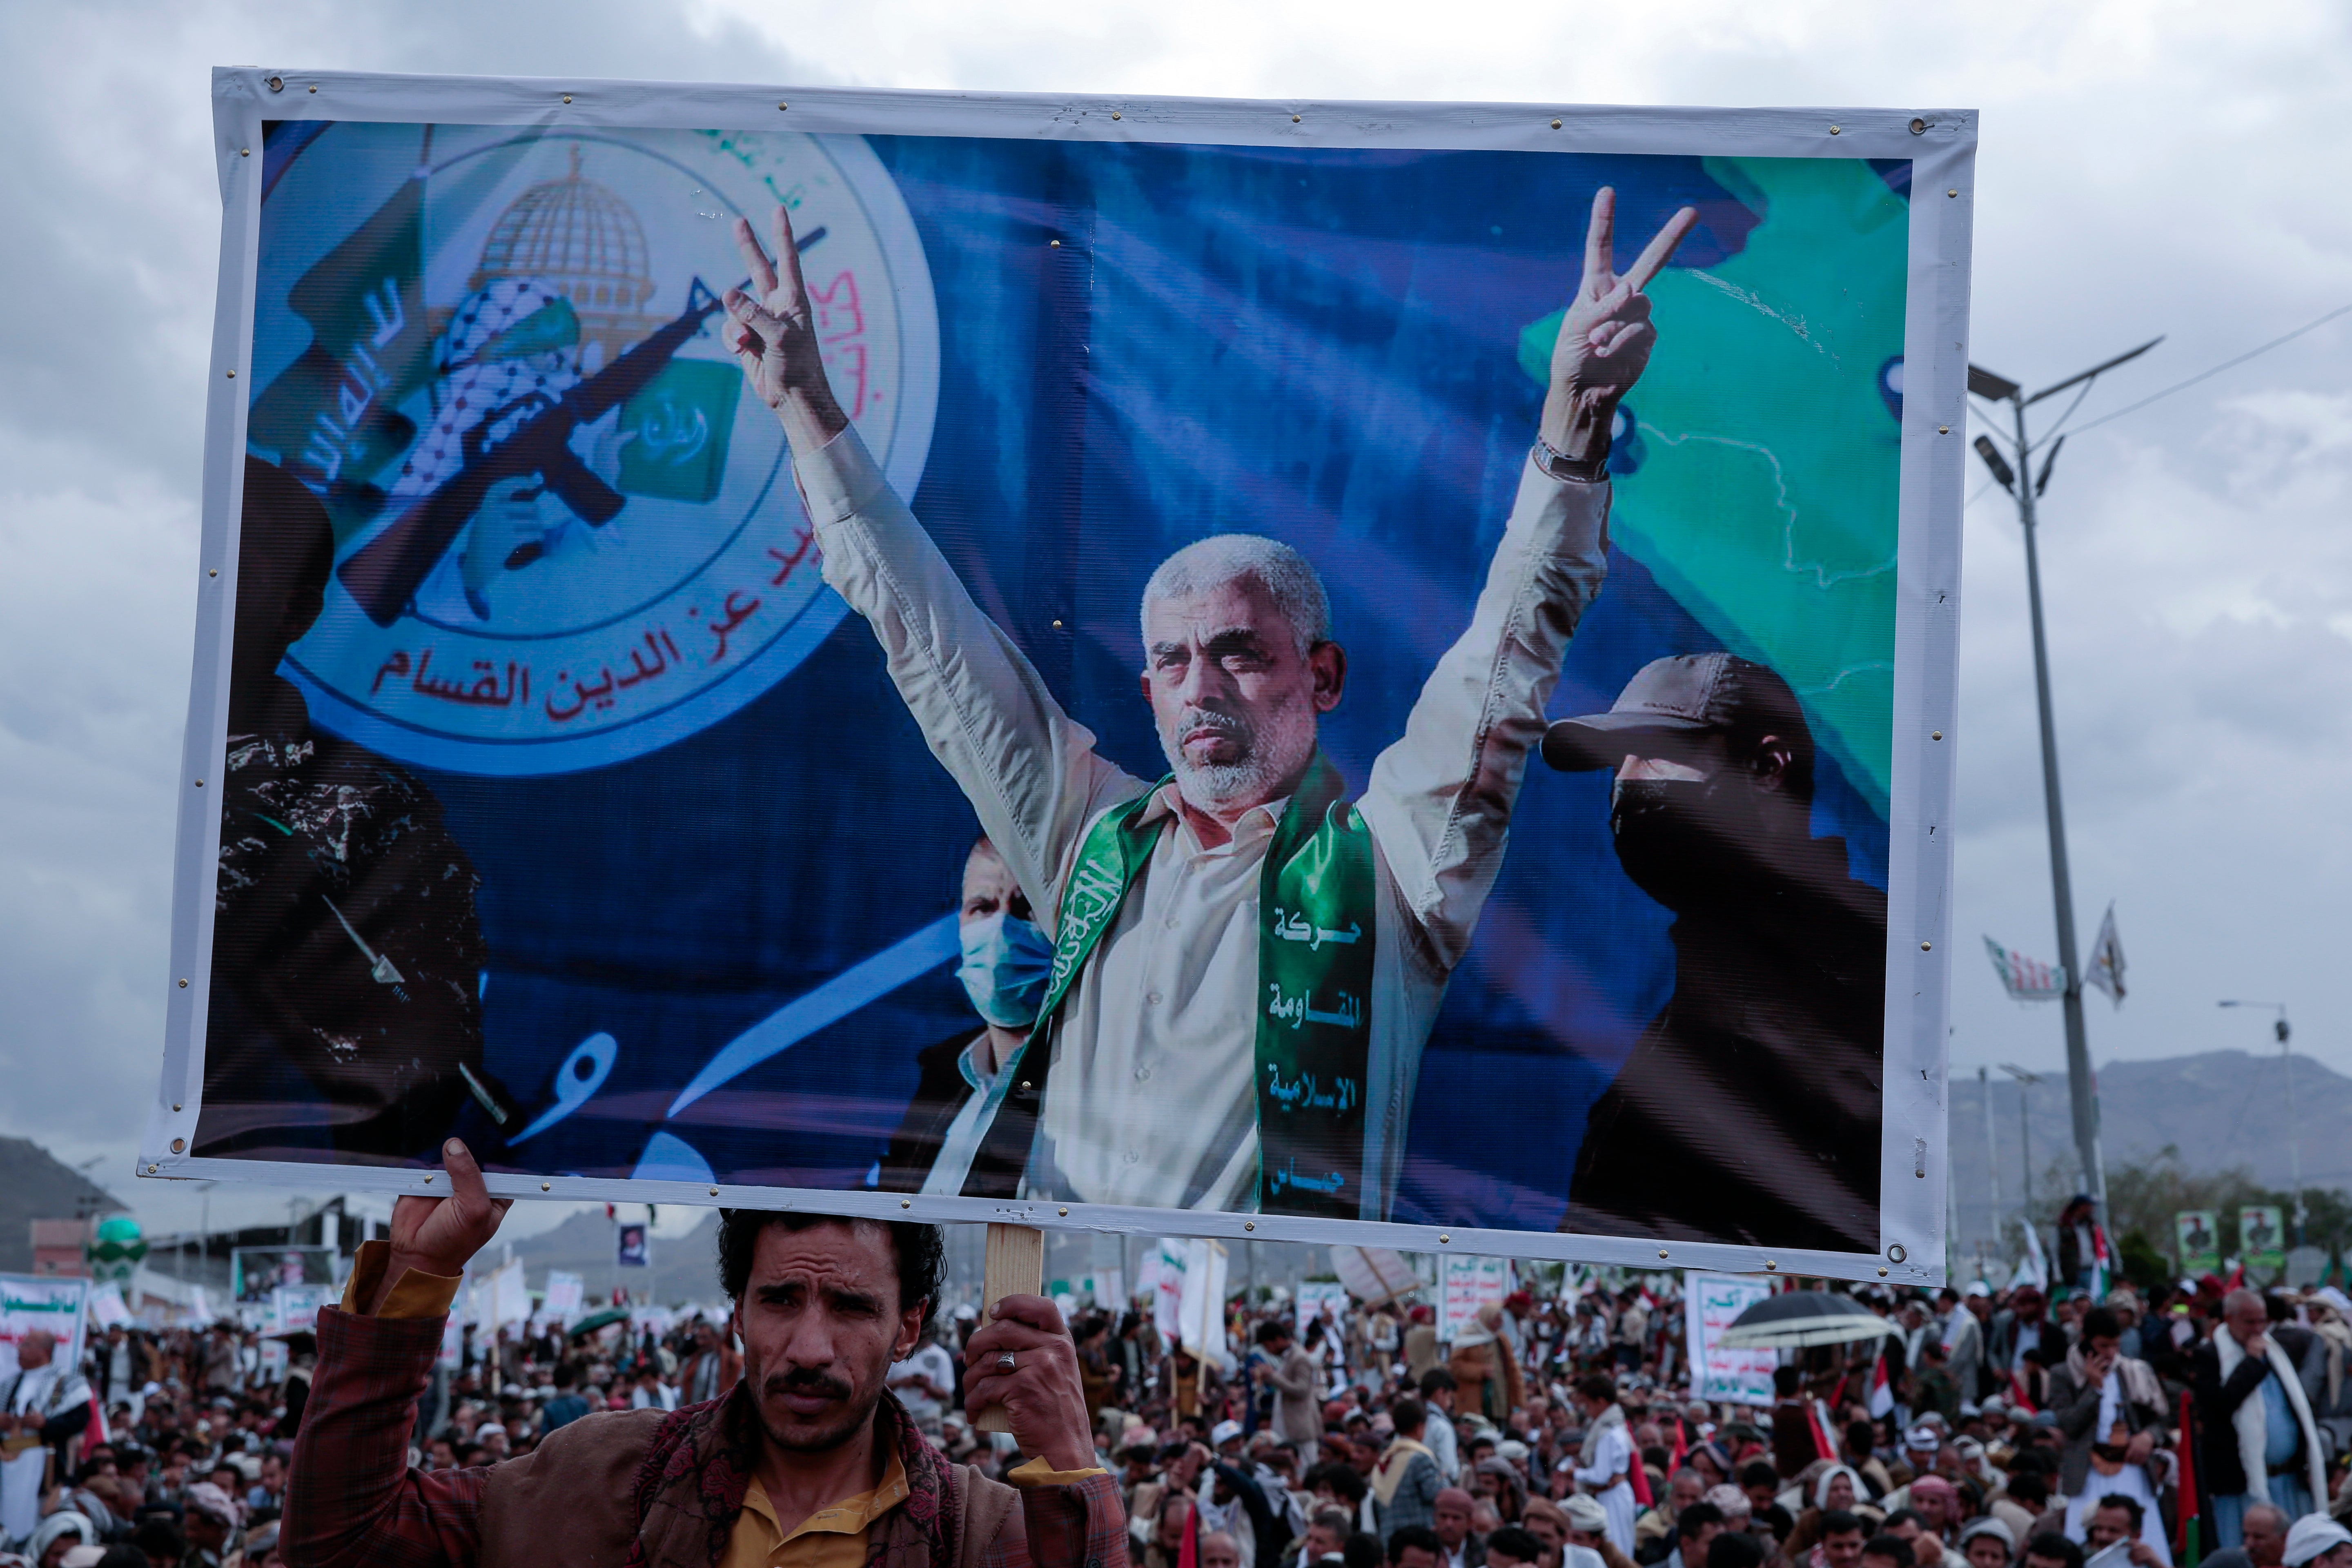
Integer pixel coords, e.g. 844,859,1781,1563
147,70,1973,1285
2174,1210,2220,1276
232,1243,341,1303
2239,1205,2287,1275
1439,1254,1512,1342
1685,1271,1776,1407
615,1221,651,1270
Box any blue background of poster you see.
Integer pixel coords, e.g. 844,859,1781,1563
247,129,1902,1232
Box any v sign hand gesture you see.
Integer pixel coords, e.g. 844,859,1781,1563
1539,188,1699,465
725,205,852,457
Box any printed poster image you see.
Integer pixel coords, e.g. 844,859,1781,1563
156,76,1973,1276
2174,1209,2220,1276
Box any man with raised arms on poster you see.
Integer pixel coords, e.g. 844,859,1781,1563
723,192,1694,1221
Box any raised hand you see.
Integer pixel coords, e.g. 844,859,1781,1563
1540,187,1699,462
725,205,852,455
372,1138,511,1313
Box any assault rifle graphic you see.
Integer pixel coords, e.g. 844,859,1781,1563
337,277,731,627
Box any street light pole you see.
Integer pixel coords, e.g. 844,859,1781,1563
1980,1065,2002,1238
2220,1000,2302,1245
1969,339,2160,1220
2000,1062,2042,1226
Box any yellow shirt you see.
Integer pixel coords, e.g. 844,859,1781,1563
726,1454,911,1568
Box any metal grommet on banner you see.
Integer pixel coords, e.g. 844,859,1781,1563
1920,940,1932,951
1048,239,1060,248
777,102,788,111
561,94,574,105
1111,111,1121,120
267,76,283,93
1292,114,1302,123
1550,119,1562,130
1828,125,1840,135
1438,1233,1450,1244
1019,1080,1032,1091
1656,1250,1667,1259
1878,1267,1890,1276
1948,189,1959,198
1932,731,1943,741
1058,1206,1069,1217
1887,1244,1908,1263
423,1174,434,1184
1245,1221,1256,1232
901,1199,911,1209
309,85,318,94
240,148,250,158
170,1138,185,1154
147,1164,157,1174
193,779,204,788
541,1182,551,1191
1909,118,1927,135
1764,1260,1777,1270
172,1103,181,1112
225,370,236,379
1938,425,1949,434
178,978,188,988
208,569,217,577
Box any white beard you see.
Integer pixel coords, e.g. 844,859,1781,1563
1160,696,1317,813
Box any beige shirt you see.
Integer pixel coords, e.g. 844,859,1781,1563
798,426,1610,1217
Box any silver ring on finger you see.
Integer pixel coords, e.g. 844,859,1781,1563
997,1351,1017,1373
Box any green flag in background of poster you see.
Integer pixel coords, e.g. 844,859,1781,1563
1520,156,1907,815
247,141,436,537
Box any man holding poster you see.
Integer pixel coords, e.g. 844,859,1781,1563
723,191,1694,1220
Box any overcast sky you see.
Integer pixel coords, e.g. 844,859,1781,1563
5,0,2349,1237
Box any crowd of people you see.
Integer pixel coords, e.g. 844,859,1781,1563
12,1248,2352,1568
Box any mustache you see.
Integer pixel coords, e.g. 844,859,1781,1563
763,1366,854,1402
1173,706,1252,745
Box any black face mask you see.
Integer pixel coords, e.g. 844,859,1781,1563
1609,775,1774,911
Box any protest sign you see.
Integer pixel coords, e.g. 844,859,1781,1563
1684,1271,1776,1407
147,70,1974,1283
1297,1280,1351,1334
1439,1254,1512,1342
543,1270,586,1322
0,1275,89,1377
270,1281,340,1335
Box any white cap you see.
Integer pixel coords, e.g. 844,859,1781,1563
2283,1516,2352,1567
1212,1419,1244,1446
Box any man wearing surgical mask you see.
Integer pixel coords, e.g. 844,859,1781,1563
1539,652,1886,1252
876,835,1054,1194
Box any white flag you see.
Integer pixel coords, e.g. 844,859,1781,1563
2085,904,2126,1006
2014,1215,2050,1293
1984,935,2067,1000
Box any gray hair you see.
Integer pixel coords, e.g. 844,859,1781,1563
1140,534,1332,659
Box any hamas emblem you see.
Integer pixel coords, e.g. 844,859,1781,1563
248,125,939,774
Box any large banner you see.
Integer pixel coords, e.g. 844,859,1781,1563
0,1275,89,1377
146,71,1973,1282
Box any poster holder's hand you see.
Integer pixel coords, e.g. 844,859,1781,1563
1539,188,1699,465
370,1138,512,1314
727,206,852,458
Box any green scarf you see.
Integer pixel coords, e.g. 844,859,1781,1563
964,753,1377,1216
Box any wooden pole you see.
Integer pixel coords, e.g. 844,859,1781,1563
973,1223,1045,1435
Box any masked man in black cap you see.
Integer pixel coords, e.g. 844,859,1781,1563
1542,652,1884,1252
